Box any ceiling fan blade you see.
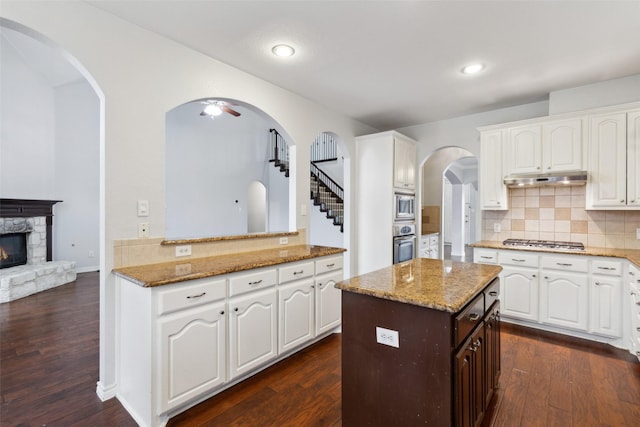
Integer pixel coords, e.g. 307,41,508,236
222,106,241,117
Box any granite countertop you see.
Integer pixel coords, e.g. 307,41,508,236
335,258,502,313
113,245,346,287
471,240,640,267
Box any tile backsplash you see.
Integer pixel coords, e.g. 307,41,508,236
481,186,640,249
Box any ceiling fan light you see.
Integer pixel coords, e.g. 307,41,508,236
272,44,295,57
204,103,223,116
461,63,485,75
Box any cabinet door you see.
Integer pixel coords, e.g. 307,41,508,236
315,271,343,335
158,301,226,412
479,130,508,210
485,303,501,403
508,124,542,174
587,112,627,208
501,266,538,321
394,135,415,190
542,118,584,172
454,325,485,427
540,271,589,331
590,276,622,337
627,110,640,207
630,268,640,361
278,279,315,354
228,288,277,379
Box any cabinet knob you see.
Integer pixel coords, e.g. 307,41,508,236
234,307,239,312
595,282,600,286
547,166,551,170
536,166,541,170
532,274,536,278
497,201,501,205
621,200,626,203
631,200,636,203
220,310,225,315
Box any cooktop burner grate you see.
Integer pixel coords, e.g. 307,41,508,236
502,239,585,251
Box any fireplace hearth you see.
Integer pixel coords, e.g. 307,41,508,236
0,199,76,303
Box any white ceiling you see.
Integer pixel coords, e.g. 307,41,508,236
16,1,640,130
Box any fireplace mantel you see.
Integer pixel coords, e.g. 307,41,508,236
0,199,61,262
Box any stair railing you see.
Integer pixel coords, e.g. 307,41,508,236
311,133,338,163
311,162,344,203
269,128,289,169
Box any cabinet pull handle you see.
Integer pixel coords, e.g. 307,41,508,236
468,313,480,321
489,291,498,296
481,256,493,259
597,266,616,271
248,280,263,285
512,258,526,262
621,200,626,203
631,200,636,203
556,263,572,267
636,301,640,306
326,263,335,267
186,292,206,299
637,327,640,332
293,270,304,275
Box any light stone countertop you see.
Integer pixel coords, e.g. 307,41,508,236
113,245,346,287
470,240,640,268
335,258,502,313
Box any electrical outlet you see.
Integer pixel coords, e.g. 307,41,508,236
175,245,192,257
636,228,640,240
175,264,192,275
301,203,308,216
138,222,149,238
279,237,288,245
376,326,399,348
493,223,501,233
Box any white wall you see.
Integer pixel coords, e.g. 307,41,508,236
0,0,375,396
308,203,343,248
1,34,100,272
54,80,100,271
165,102,290,238
0,33,56,198
549,74,640,115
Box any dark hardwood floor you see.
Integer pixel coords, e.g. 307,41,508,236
1,272,639,426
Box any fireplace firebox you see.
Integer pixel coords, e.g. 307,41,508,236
0,232,27,269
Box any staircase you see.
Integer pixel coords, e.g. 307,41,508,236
310,163,344,232
268,128,289,177
268,130,344,233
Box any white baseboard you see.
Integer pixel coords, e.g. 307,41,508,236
96,381,117,401
77,266,100,274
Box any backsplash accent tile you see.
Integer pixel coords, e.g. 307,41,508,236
481,186,640,249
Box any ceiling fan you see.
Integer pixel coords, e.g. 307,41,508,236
200,100,241,118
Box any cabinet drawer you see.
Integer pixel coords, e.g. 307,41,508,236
157,277,226,316
454,293,484,348
315,255,343,275
474,249,498,264
279,261,314,284
540,255,588,272
484,278,500,310
498,251,539,268
592,259,623,276
228,268,277,297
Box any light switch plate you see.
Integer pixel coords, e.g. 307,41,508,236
137,200,149,217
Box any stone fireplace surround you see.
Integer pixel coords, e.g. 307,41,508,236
0,199,76,303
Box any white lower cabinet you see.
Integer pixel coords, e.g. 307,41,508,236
628,265,640,361
278,279,315,354
590,275,622,337
501,266,539,322
228,287,278,379
159,301,226,413
540,270,589,331
315,270,343,335
117,253,344,427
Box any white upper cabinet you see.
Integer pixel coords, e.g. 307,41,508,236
542,118,584,172
586,112,628,208
627,110,640,207
507,118,584,175
393,134,416,190
479,129,508,210
508,125,542,174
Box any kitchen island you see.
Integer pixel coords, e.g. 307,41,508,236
336,258,502,427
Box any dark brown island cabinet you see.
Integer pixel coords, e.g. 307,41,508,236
337,259,502,427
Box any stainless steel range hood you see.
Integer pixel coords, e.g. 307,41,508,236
503,171,588,188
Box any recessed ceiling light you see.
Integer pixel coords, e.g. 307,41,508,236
272,44,295,57
461,63,485,75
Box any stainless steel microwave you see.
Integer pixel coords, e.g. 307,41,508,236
394,192,415,221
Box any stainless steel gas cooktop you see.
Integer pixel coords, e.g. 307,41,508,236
502,239,585,251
